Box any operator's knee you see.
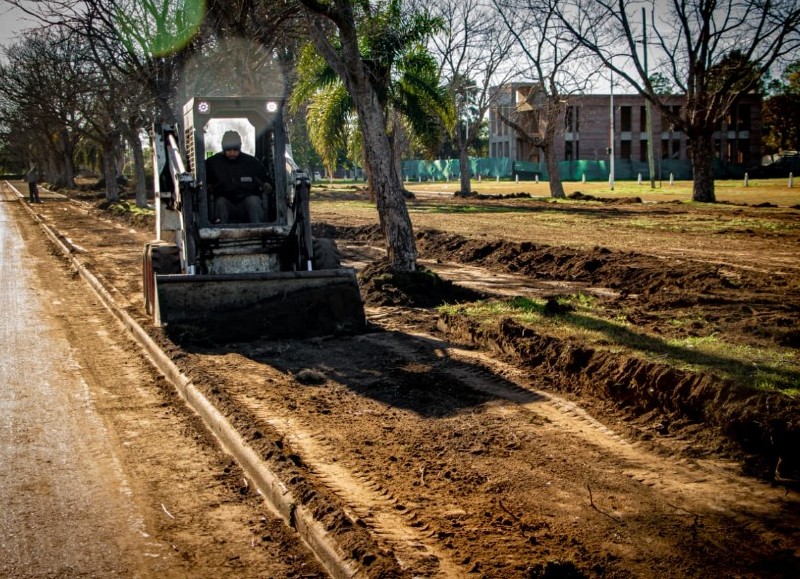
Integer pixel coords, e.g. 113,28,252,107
244,195,264,223
215,196,231,223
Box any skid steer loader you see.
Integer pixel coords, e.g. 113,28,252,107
142,96,365,342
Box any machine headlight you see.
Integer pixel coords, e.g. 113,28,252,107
196,100,211,114
266,101,279,113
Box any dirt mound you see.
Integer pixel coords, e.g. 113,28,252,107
359,258,485,308
314,223,800,482
414,230,733,295
409,229,800,349
313,223,382,242
318,224,800,349
472,192,532,200
439,313,800,481
568,191,643,204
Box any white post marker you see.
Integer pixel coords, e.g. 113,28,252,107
535,175,539,184
582,174,586,183
669,172,674,186
790,172,794,188
638,173,642,185
744,173,749,187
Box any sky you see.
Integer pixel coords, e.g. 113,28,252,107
0,1,36,49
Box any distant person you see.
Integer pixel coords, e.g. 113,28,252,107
205,130,271,223
26,164,41,203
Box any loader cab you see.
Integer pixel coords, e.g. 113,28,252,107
183,97,288,228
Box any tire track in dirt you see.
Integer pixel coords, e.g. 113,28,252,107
206,357,468,577
186,318,798,577
363,329,798,546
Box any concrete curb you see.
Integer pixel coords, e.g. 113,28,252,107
4,182,362,579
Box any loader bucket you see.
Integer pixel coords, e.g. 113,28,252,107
154,268,366,343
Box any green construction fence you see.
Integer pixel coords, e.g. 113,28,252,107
402,157,748,182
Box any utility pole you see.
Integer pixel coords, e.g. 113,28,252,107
643,8,656,188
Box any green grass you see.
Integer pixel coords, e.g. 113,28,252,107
109,200,154,217
439,295,800,397
407,178,800,206
615,215,798,235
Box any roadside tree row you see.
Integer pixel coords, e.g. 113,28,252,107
0,0,797,271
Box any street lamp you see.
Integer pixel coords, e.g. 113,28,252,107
641,7,656,188
609,62,615,191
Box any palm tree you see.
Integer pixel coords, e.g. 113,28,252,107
297,0,455,271
290,40,453,198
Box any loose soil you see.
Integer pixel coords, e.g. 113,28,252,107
9,181,800,578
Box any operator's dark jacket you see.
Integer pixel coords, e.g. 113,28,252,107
206,152,268,202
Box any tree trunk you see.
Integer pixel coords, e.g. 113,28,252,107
45,126,74,188
46,155,60,188
544,145,564,198
60,128,76,188
302,0,417,271
355,92,416,271
122,125,148,207
102,140,119,203
363,157,376,203
457,143,472,197
543,113,565,199
690,132,716,203
389,121,413,199
540,109,566,199
132,139,148,207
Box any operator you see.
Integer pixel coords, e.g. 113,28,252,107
206,130,272,223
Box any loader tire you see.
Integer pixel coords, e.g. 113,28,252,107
143,241,181,317
312,237,341,270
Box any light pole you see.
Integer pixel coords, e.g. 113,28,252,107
609,63,615,191
642,8,656,188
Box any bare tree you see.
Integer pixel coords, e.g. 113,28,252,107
429,0,517,197
0,29,89,188
3,0,196,202
494,0,599,198
555,0,800,203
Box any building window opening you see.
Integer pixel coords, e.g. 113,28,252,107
621,106,632,132
737,105,751,131
565,106,579,133
620,140,632,160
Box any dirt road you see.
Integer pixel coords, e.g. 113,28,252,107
0,187,323,577
3,181,798,577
